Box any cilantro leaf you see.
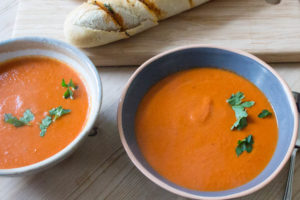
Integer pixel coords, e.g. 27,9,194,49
39,106,71,136
4,109,35,127
258,109,272,118
236,135,254,156
231,117,248,130
63,88,73,99
232,105,248,119
62,79,68,88
40,116,52,137
49,106,71,121
20,109,35,124
241,101,255,108
62,79,77,99
227,92,255,131
4,114,27,127
227,92,244,106
68,79,78,90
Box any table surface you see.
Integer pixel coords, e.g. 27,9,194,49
2,0,300,199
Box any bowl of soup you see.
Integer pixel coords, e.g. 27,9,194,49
118,45,298,199
0,37,102,175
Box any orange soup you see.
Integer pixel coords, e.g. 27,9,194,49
135,68,278,191
0,56,89,169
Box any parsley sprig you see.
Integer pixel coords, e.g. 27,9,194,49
258,109,272,118
62,79,78,99
4,109,34,127
40,116,52,137
236,135,254,156
39,106,71,136
49,106,71,121
227,92,255,130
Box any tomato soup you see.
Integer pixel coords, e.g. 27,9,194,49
0,56,89,169
135,68,278,191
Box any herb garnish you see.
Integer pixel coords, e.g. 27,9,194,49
62,79,78,99
227,92,255,130
236,135,254,156
104,3,114,13
49,106,71,121
4,109,34,127
39,106,71,136
258,109,272,118
40,116,52,137
227,91,244,106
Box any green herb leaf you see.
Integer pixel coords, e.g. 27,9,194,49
227,92,244,106
231,117,248,130
62,79,77,99
104,3,114,13
63,88,73,99
39,106,71,136
258,109,272,118
4,109,35,127
232,105,248,119
236,135,254,156
62,79,68,88
68,79,77,90
39,116,52,137
49,106,71,121
20,109,35,124
4,114,27,127
235,145,243,156
241,101,255,108
227,92,255,131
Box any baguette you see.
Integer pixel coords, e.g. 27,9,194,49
64,0,210,48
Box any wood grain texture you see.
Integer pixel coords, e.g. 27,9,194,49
3,0,300,199
13,0,300,66
0,0,18,40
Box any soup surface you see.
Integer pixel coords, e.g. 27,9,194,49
0,56,89,169
135,68,278,191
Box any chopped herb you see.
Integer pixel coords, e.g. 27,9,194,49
241,101,255,108
39,116,52,137
227,92,244,106
258,109,272,118
62,79,77,99
232,117,248,130
20,109,35,124
49,106,71,121
4,109,35,127
62,79,77,90
63,88,73,99
39,106,71,136
232,105,248,119
236,135,254,156
4,114,27,127
68,79,77,89
62,79,68,87
104,3,114,13
227,92,255,130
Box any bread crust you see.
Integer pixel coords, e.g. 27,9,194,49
64,0,210,48
64,3,128,48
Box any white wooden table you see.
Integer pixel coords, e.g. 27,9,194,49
1,0,300,199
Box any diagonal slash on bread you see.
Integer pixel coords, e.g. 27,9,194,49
64,0,210,48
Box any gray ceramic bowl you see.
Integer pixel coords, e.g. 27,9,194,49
0,37,102,175
118,45,298,199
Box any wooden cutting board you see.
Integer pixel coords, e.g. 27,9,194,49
13,0,300,66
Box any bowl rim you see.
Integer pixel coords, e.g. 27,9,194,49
117,44,298,199
0,36,103,175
